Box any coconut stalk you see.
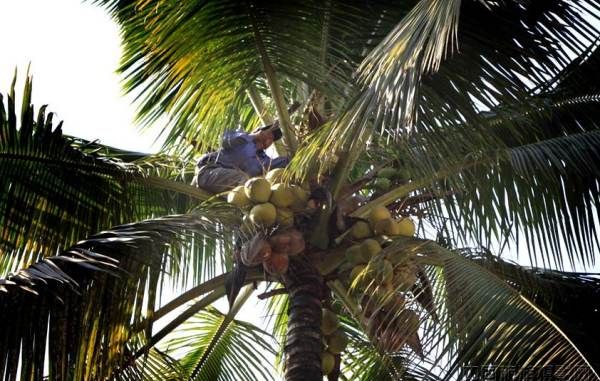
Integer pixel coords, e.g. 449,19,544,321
249,5,299,155
246,84,286,155
309,125,370,249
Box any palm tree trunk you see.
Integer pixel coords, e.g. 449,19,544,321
283,259,324,381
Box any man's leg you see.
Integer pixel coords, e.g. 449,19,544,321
194,165,249,194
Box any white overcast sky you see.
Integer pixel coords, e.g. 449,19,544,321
0,0,163,153
0,0,272,338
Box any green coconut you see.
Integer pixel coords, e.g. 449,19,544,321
321,351,335,375
368,206,392,227
270,183,295,208
226,185,251,208
349,264,367,284
244,177,272,203
350,221,372,240
276,207,294,227
360,238,382,260
290,185,310,211
397,217,416,237
249,203,277,226
265,168,285,183
326,330,348,354
321,309,339,336
345,244,366,264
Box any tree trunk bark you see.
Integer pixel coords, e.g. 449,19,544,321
283,259,324,381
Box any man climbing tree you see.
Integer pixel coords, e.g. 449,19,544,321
192,103,300,193
192,125,289,193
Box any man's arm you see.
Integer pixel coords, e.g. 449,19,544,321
269,156,289,169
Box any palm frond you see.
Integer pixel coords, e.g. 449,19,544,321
0,211,234,381
113,348,187,381
465,248,600,370
339,314,442,380
330,238,599,380
350,86,600,269
0,75,211,277
357,0,462,127
91,0,422,156
262,290,289,374
161,306,278,381
298,0,600,180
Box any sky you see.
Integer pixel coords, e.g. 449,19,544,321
0,0,163,153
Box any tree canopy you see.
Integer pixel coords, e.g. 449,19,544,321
2,0,600,380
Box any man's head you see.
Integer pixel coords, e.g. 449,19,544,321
252,125,282,150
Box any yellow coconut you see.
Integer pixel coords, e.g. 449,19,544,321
350,221,372,240
321,351,335,375
372,218,395,236
321,309,339,336
269,183,295,208
226,185,251,208
360,238,382,259
384,220,403,236
326,330,348,354
276,207,294,227
244,177,272,203
376,259,394,285
265,168,285,183
397,217,416,237
290,185,310,211
345,244,365,264
368,206,392,227
349,264,367,284
249,203,277,226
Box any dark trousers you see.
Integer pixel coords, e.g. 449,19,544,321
191,164,249,194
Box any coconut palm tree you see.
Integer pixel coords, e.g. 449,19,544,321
2,0,600,380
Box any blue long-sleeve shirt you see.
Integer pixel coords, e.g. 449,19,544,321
205,130,289,176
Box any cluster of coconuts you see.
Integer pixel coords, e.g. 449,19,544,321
371,167,403,192
344,206,421,353
227,168,310,228
228,169,310,276
320,308,348,376
346,205,417,290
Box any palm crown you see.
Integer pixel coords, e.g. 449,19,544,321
2,0,600,380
